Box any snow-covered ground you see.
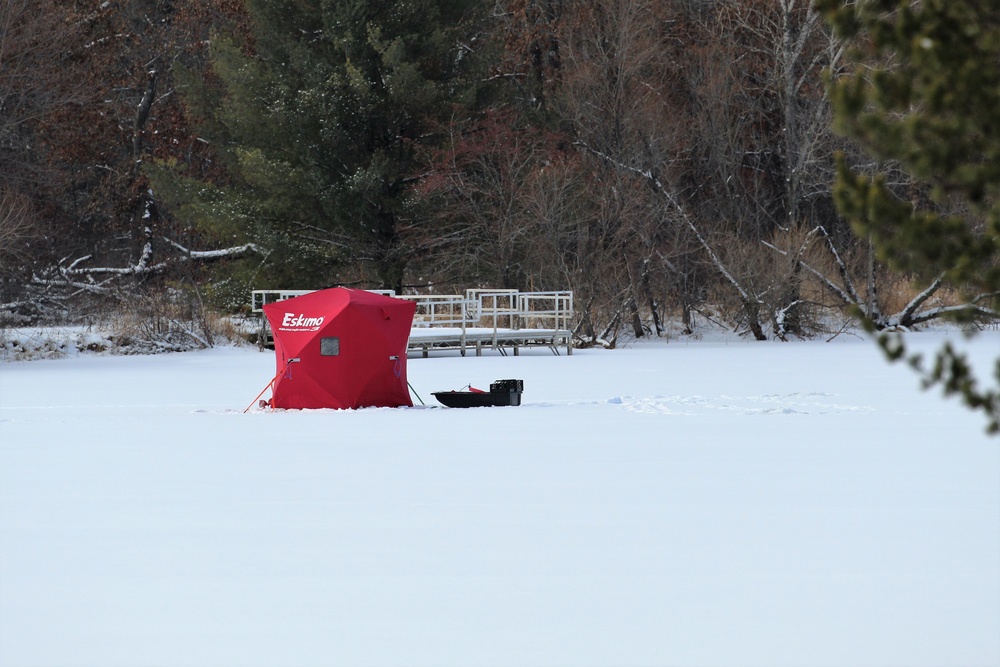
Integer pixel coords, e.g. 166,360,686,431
1,330,998,667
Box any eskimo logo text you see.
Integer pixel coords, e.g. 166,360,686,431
280,313,324,331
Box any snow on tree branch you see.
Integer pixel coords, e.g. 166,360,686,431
48,232,260,281
162,237,260,261
5,232,260,319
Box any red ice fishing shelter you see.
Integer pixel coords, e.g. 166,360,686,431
262,288,416,409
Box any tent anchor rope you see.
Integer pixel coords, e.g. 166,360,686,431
243,358,296,413
408,380,425,406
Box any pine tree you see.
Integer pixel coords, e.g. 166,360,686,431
817,0,1000,433
155,0,488,292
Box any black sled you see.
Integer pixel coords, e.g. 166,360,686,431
433,379,523,408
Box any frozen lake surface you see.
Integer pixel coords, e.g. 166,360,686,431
1,330,998,666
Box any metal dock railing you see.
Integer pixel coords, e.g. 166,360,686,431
250,288,574,356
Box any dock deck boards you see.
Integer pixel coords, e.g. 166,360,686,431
407,327,573,356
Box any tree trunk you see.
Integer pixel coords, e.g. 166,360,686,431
746,306,767,341
641,259,663,336
133,70,157,160
681,299,693,335
628,295,643,338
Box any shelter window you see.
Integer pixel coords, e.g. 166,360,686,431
320,337,340,356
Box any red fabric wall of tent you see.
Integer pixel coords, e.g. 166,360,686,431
262,288,416,409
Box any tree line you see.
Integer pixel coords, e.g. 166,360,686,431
1,0,997,350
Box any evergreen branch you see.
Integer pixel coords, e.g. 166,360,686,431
880,334,1000,435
